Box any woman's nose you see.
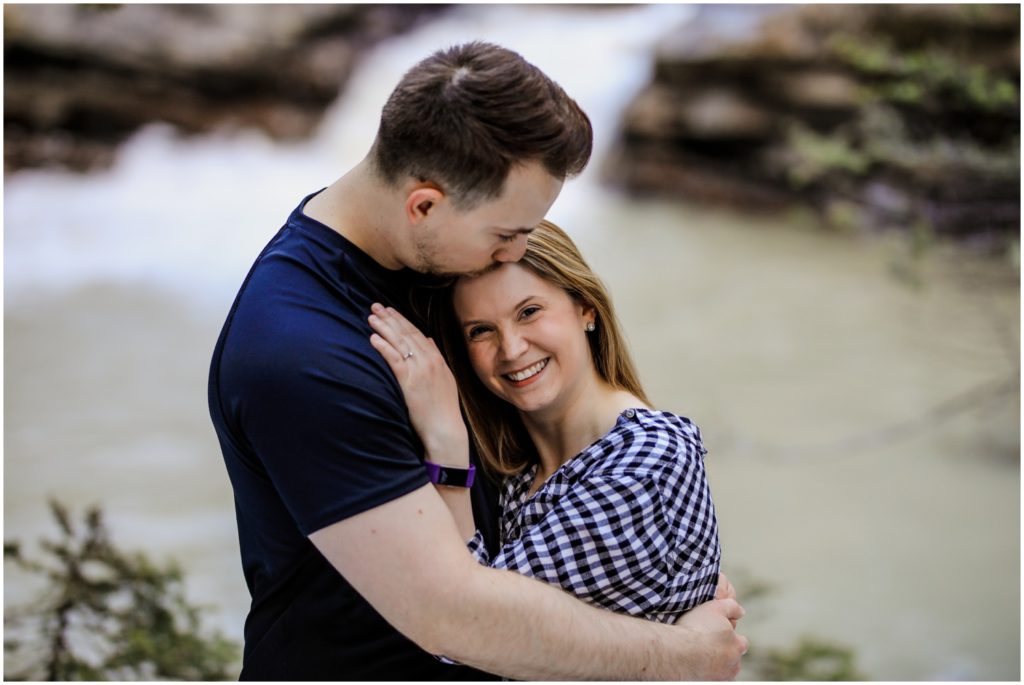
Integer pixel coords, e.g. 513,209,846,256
498,328,529,361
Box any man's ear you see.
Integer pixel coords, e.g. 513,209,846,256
405,184,445,225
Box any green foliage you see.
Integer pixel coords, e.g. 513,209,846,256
785,123,872,188
4,499,240,681
725,567,865,680
783,103,1019,194
765,9,1018,248
783,26,1020,191
822,199,866,233
859,106,1019,179
748,637,865,681
828,33,1018,112
828,34,893,75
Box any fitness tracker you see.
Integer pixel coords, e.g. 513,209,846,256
424,460,476,488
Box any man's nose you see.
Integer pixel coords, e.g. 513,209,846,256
494,234,528,263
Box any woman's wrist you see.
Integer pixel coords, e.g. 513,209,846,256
424,460,476,488
423,433,470,468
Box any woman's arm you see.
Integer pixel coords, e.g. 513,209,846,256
368,303,478,541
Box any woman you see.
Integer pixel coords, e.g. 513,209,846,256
368,220,720,623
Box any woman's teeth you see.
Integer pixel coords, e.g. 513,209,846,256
506,358,548,382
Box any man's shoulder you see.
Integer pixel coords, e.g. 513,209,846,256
217,274,394,403
212,210,405,411
225,233,369,353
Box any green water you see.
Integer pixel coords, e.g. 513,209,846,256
6,195,1019,679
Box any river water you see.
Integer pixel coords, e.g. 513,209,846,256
4,5,1019,680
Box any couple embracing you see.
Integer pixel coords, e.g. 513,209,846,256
209,41,747,680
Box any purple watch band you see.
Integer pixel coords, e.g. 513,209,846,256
424,460,476,488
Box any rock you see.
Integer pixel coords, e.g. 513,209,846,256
622,86,776,142
606,3,1020,244
4,4,448,173
613,151,795,210
765,70,863,112
654,5,820,82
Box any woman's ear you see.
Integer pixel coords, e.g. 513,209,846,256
579,300,597,329
405,184,445,225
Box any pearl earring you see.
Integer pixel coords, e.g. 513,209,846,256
585,322,596,332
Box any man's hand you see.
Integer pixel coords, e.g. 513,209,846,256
715,572,737,601
676,598,748,680
715,572,741,627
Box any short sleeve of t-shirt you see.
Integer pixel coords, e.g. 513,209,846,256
215,221,430,536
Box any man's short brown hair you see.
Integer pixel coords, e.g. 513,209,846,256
372,41,593,208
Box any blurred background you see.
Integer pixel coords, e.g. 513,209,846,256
4,3,1019,680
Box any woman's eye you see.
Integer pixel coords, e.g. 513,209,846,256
467,325,491,340
520,306,540,319
498,234,517,243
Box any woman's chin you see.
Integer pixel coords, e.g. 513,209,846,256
509,393,556,417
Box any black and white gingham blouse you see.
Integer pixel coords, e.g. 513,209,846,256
466,408,720,623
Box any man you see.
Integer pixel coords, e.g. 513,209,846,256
209,41,747,680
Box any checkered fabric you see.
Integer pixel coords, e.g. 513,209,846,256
466,408,720,623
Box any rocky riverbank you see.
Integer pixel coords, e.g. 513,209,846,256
4,3,446,173
606,4,1020,247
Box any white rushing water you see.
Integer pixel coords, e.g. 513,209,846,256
4,4,1019,681
4,3,695,310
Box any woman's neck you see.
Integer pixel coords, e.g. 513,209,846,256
521,376,648,481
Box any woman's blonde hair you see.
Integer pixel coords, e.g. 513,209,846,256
432,219,651,478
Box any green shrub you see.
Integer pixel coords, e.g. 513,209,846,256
4,500,240,680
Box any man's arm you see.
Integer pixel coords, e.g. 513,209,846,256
309,483,747,680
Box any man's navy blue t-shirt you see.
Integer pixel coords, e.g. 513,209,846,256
208,191,499,680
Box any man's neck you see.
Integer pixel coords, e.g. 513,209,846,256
303,159,405,270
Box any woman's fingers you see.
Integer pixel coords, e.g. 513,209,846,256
371,303,425,346
367,304,468,460
369,303,423,352
369,333,403,370
368,309,417,359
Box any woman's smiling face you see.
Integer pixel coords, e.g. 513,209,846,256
453,262,595,416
